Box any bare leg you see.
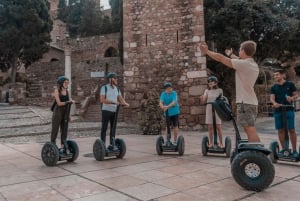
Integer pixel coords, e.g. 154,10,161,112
289,129,297,151
278,129,285,149
208,124,213,147
243,126,260,142
216,124,223,147
173,127,178,142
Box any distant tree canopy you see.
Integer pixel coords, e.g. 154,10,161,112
57,0,122,37
205,0,299,61
0,0,53,83
203,0,300,99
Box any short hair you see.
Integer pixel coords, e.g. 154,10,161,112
274,69,286,75
240,40,257,57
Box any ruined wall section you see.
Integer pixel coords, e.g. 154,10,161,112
123,0,207,128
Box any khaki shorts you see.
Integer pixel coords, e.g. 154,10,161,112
237,103,257,127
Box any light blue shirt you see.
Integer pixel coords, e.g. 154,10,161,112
100,84,120,112
160,91,180,116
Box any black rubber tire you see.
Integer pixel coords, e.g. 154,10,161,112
66,140,79,162
269,141,279,163
201,136,209,156
41,142,59,166
116,138,126,158
177,135,185,156
225,136,232,158
230,148,238,164
93,139,106,161
231,150,275,192
156,135,164,155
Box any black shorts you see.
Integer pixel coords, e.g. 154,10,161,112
166,114,179,128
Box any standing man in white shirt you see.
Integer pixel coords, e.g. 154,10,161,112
199,40,260,142
100,72,129,150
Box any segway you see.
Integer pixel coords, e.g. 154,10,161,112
269,104,300,163
93,105,126,161
156,110,185,156
41,102,79,166
214,95,275,192
202,102,231,157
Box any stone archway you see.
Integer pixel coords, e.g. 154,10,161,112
104,47,119,57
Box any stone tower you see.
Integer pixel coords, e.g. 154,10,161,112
123,0,207,128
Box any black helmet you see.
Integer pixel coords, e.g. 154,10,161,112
107,72,117,79
208,76,218,83
57,76,69,84
163,82,172,89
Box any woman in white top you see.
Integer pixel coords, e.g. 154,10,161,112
201,76,224,148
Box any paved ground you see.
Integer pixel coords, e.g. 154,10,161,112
0,104,300,201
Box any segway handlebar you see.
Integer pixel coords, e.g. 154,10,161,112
279,104,294,109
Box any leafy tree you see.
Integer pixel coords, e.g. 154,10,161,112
0,0,53,83
66,1,82,37
109,0,121,32
203,0,300,99
57,0,68,22
101,16,112,34
78,0,101,37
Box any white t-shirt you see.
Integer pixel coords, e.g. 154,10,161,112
231,58,259,105
100,84,120,112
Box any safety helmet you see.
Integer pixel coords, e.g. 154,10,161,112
57,76,69,84
163,82,172,89
207,76,218,83
107,72,117,79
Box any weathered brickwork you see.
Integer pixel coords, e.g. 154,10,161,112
123,0,207,128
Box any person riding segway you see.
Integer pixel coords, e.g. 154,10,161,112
156,82,184,156
269,69,299,163
93,72,129,161
41,76,79,166
201,76,231,157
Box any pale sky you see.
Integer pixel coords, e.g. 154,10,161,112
101,0,111,9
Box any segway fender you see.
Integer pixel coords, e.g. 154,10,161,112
238,143,272,155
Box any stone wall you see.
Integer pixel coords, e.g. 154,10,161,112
24,34,123,111
123,0,207,129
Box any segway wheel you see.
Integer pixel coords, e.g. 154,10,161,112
41,142,59,166
177,135,185,156
269,141,279,163
225,136,232,158
201,136,209,156
231,150,275,192
116,138,126,158
156,135,164,155
230,149,238,164
66,140,79,162
93,139,106,161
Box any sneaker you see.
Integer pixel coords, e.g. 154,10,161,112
172,141,177,146
108,145,114,151
165,140,171,147
278,149,285,156
292,151,299,158
59,148,65,155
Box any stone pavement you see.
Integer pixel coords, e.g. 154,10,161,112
0,105,300,201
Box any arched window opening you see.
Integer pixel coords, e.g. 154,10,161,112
104,47,118,57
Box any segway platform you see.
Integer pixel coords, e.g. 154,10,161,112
156,135,185,156
41,140,79,166
94,105,127,161
269,105,300,163
41,102,79,166
93,138,126,161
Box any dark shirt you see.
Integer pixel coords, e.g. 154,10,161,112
270,81,297,113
